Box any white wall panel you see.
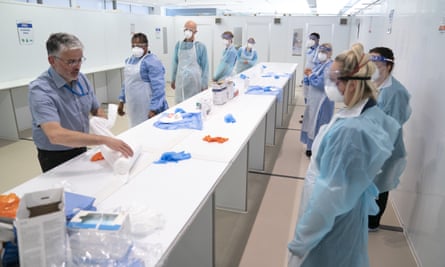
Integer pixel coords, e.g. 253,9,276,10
353,0,445,266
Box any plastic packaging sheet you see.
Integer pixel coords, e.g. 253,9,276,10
67,203,166,267
68,230,163,267
153,111,203,130
245,85,283,101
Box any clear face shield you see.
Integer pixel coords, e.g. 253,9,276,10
369,55,393,64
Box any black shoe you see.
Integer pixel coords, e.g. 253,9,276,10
301,115,304,118
299,120,303,123
305,150,312,157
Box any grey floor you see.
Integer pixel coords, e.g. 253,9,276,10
0,85,418,267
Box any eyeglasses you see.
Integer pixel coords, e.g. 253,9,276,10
55,56,86,67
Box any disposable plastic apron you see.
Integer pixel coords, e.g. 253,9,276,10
237,47,255,73
301,61,330,140
124,55,152,127
291,99,368,267
175,42,202,103
240,47,255,61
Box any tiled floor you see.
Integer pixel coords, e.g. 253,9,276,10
0,85,417,267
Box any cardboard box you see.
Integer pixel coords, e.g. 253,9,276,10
14,188,67,267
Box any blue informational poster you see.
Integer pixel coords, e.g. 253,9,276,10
16,20,34,45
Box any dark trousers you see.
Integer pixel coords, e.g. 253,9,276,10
37,147,87,173
368,191,389,229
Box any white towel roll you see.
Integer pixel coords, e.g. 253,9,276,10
89,103,142,176
100,140,142,176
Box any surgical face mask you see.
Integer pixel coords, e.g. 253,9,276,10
318,52,327,62
371,68,380,82
184,29,193,39
223,39,230,46
247,43,254,49
325,83,344,102
131,47,144,58
306,39,315,48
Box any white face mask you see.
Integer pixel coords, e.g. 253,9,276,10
325,84,344,102
131,47,144,58
247,43,254,49
306,39,315,48
223,39,230,46
371,68,380,82
318,53,327,62
184,29,193,39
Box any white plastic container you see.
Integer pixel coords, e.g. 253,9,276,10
212,82,228,105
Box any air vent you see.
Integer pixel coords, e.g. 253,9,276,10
274,18,281,24
339,18,348,25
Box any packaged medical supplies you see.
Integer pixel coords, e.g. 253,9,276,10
212,81,229,105
15,188,67,267
196,97,212,119
67,210,129,232
211,80,238,105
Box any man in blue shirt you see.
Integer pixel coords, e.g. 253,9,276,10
29,32,133,172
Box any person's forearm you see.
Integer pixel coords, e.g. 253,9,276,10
44,125,109,148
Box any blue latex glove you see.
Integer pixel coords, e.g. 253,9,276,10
224,114,236,123
303,76,310,85
240,73,249,79
175,108,186,114
154,151,191,164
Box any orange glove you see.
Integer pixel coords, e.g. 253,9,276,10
0,193,20,219
90,151,105,161
203,135,229,143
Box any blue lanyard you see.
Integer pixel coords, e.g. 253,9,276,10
48,69,89,96
63,82,87,96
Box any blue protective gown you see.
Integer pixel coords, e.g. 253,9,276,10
303,45,320,100
236,46,258,73
288,98,401,267
171,41,209,103
300,59,335,150
119,53,168,127
373,75,412,192
213,44,238,81
305,45,320,70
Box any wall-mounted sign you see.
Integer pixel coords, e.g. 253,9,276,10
17,20,34,45
155,27,161,39
387,9,394,34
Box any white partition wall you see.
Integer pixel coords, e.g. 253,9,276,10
0,90,19,140
352,0,445,266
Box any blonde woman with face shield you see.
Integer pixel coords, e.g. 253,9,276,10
300,43,335,158
288,43,401,267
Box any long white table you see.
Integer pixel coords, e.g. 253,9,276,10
6,62,297,267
